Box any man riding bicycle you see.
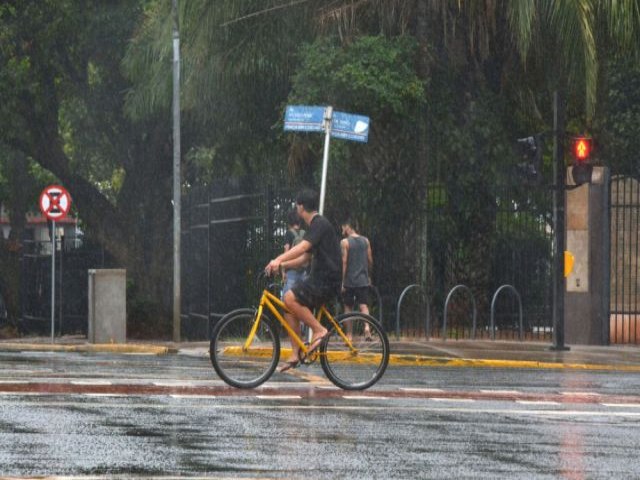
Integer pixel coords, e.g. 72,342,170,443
265,188,342,372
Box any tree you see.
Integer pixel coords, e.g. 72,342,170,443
0,1,177,335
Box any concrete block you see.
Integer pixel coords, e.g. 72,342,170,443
88,269,126,344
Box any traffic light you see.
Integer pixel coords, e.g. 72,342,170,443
516,134,543,183
570,136,593,186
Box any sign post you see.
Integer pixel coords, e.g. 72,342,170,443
319,106,333,215
39,185,72,343
284,105,370,215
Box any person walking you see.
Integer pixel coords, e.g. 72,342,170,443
281,210,307,298
340,219,373,340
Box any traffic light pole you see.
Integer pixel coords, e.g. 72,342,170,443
551,90,570,351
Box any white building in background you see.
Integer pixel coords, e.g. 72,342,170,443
0,204,82,253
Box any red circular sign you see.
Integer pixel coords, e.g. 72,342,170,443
39,185,72,221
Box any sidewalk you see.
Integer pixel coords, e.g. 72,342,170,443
2,335,640,371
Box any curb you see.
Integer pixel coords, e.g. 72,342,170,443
2,343,639,372
0,343,176,355
388,353,640,372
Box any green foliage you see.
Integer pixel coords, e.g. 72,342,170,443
291,36,425,117
598,58,640,176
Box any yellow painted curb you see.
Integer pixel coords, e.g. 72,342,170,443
219,346,640,372
388,354,640,372
0,343,173,355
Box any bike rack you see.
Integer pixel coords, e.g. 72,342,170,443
395,284,430,339
490,284,523,340
442,284,477,341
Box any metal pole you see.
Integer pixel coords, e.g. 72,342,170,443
319,106,333,215
51,220,55,343
172,0,182,342
551,90,569,350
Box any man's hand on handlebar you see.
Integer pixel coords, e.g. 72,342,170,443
264,258,281,277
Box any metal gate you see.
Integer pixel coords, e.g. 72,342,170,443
610,175,640,344
19,240,108,335
180,177,295,339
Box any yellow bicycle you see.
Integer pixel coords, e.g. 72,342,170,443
209,288,389,390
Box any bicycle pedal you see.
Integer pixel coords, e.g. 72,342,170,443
300,351,318,365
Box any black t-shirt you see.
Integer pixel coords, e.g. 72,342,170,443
304,214,341,285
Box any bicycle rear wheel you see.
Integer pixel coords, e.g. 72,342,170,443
320,312,389,390
209,308,280,389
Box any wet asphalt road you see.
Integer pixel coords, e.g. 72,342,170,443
2,351,640,478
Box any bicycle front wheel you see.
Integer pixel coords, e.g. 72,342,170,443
209,308,280,389
320,313,390,390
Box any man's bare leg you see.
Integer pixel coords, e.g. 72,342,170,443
343,303,354,340
359,303,372,338
284,290,327,348
283,312,302,363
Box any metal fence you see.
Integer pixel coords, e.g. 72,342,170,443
395,181,554,341
13,174,637,343
180,175,555,341
19,239,109,335
181,177,295,339
610,175,640,344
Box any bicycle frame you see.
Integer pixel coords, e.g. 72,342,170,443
244,289,354,355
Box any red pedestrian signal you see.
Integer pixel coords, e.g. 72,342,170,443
570,136,594,185
572,137,592,162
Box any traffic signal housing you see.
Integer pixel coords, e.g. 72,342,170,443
516,134,543,183
570,136,593,186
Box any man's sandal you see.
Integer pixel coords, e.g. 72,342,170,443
303,332,329,358
278,360,300,373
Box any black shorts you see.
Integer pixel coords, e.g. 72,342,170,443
291,277,339,310
342,286,369,308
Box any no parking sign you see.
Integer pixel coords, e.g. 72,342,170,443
39,185,72,221
38,185,72,343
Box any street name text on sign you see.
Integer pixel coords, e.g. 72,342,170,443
39,185,72,221
331,111,370,143
284,105,326,133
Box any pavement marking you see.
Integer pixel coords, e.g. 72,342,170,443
255,395,302,400
400,387,444,393
342,396,390,400
0,380,30,384
170,394,217,399
480,389,521,395
516,400,560,405
602,403,640,408
560,391,600,396
70,380,113,385
5,399,640,418
83,393,127,397
153,381,195,387
429,397,475,402
0,392,40,396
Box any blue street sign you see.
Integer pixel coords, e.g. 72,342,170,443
330,111,370,143
284,105,325,132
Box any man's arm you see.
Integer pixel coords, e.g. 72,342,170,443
265,239,311,275
341,238,349,290
366,238,373,284
281,252,311,271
